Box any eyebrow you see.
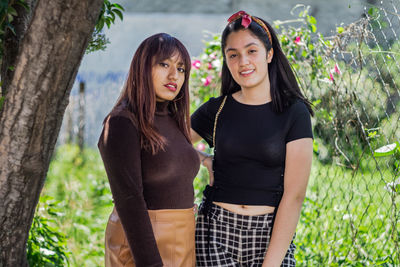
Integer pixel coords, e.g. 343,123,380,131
225,42,259,53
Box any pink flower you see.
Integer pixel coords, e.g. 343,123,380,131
197,143,206,151
329,73,334,81
209,53,217,60
334,64,341,75
192,60,201,69
294,36,301,44
208,62,213,70
203,76,212,86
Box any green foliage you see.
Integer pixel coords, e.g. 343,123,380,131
86,0,125,54
27,196,69,267
296,159,399,266
0,0,124,62
33,144,113,266
190,32,222,113
0,0,28,60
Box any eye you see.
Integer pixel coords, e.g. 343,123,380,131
249,49,257,54
228,54,237,59
177,67,186,73
159,62,168,67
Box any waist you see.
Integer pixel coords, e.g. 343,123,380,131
213,201,275,216
202,202,275,230
204,184,283,207
111,206,195,223
147,207,195,221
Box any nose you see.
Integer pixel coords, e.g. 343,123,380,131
239,54,250,66
168,67,178,81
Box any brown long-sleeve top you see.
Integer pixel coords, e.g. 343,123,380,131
98,101,200,267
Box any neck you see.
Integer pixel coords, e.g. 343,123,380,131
236,84,271,105
155,100,170,115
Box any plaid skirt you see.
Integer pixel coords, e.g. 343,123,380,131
195,202,296,267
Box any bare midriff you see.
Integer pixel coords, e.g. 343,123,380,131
213,201,275,216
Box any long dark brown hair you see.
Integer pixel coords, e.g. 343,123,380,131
108,33,192,154
221,16,313,115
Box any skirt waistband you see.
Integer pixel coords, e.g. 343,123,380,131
203,202,274,230
111,207,195,223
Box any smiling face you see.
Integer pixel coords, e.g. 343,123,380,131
224,29,273,92
152,53,186,102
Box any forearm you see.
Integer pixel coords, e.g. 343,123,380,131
262,195,304,267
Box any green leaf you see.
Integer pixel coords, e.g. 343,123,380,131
16,0,30,10
7,6,18,16
313,140,319,153
112,3,125,11
7,13,14,23
337,27,344,34
113,9,123,21
374,143,398,157
308,15,317,25
368,7,374,16
105,19,111,29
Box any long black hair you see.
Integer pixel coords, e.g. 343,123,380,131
221,16,313,115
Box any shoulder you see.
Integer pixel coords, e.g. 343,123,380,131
105,109,138,133
193,95,227,116
205,95,226,108
286,99,311,116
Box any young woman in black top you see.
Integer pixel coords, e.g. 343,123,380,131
191,11,313,266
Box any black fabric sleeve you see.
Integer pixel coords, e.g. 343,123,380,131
285,101,313,143
98,116,163,267
191,97,220,147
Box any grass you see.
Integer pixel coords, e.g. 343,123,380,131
34,144,399,266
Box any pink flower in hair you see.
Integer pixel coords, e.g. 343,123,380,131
192,60,201,69
294,36,301,44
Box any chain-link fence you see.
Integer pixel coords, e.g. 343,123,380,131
292,1,400,265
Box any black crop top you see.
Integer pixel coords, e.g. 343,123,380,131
191,94,313,206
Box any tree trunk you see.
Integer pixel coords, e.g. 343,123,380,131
0,0,103,265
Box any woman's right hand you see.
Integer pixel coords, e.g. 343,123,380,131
202,156,214,186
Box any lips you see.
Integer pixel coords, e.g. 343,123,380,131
239,69,254,77
164,83,177,91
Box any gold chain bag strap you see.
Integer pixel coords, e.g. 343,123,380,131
212,95,227,147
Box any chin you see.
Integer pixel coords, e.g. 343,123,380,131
158,94,178,102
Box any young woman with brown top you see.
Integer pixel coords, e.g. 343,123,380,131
98,33,200,267
191,11,313,266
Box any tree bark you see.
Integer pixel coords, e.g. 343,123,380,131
0,0,103,265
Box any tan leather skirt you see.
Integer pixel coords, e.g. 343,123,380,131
105,207,195,267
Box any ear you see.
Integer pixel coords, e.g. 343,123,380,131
267,48,274,63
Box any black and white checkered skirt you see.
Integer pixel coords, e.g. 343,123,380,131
195,202,296,267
